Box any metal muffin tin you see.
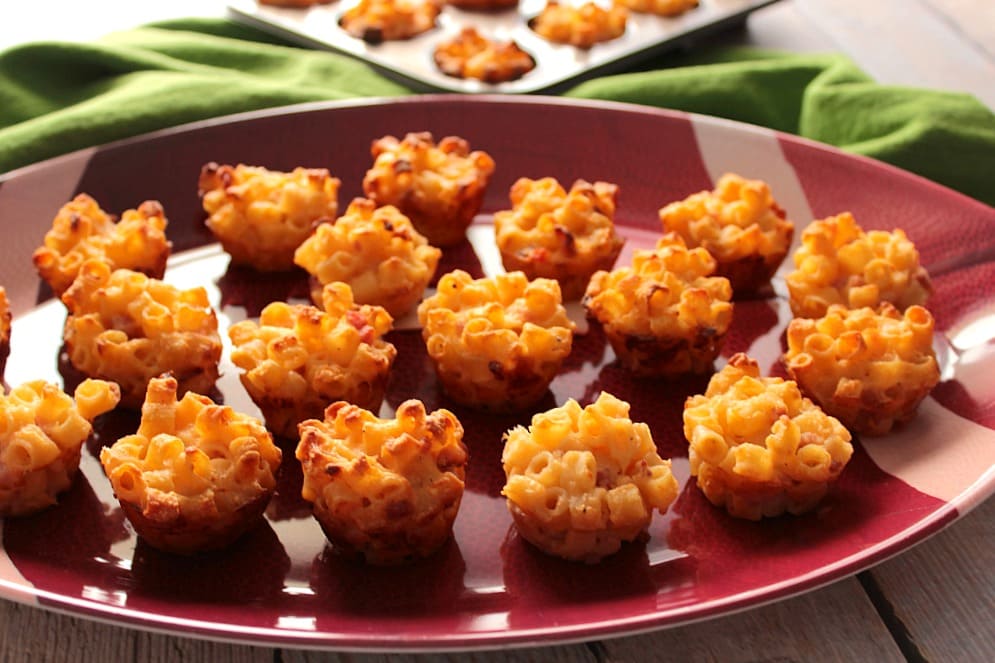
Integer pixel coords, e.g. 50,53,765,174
227,0,780,93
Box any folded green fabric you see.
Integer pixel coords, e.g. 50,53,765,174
1,18,993,207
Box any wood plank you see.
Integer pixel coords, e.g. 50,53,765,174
867,496,995,662
596,577,905,662
283,644,597,662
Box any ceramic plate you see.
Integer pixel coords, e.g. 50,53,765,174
0,96,993,651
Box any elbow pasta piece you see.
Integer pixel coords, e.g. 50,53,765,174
61,260,222,409
683,353,853,520
614,0,698,15
785,303,940,435
363,132,496,247
418,270,574,412
32,193,171,297
785,212,933,318
0,379,120,516
584,233,733,376
100,375,282,555
297,399,468,564
433,28,536,84
339,0,442,43
198,162,340,272
658,173,794,295
530,1,628,48
294,198,441,318
502,392,679,562
228,281,398,438
0,286,10,377
495,177,626,301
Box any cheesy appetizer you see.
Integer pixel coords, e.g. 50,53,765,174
530,1,627,48
614,0,698,16
339,0,442,43
433,28,536,84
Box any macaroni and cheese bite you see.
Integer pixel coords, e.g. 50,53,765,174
502,392,679,563
683,353,853,520
100,375,282,555
0,286,9,377
785,303,940,436
199,162,340,272
294,198,441,318
61,260,222,409
0,379,120,517
296,399,468,564
418,270,574,412
584,233,733,376
785,212,933,319
448,0,518,7
228,282,397,439
433,28,536,84
362,132,496,247
339,0,442,43
614,0,698,16
32,193,170,297
530,1,628,48
658,173,794,296
495,177,626,301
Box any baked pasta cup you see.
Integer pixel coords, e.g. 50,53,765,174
363,132,496,247
530,1,627,48
786,211,933,319
785,303,940,436
228,282,397,439
614,0,697,15
683,353,853,520
584,233,733,376
418,270,574,412
448,0,518,7
339,0,442,43
495,177,626,301
61,260,222,409
199,162,340,272
297,399,468,564
32,193,170,298
294,198,441,318
0,379,119,516
434,27,536,84
502,392,679,563
0,286,10,378
658,173,794,296
100,375,282,555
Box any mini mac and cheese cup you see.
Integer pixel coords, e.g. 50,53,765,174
363,132,496,247
614,0,698,15
294,198,441,319
418,270,574,412
785,303,940,436
658,173,794,296
530,1,628,48
0,379,120,516
433,28,536,84
199,162,340,272
228,282,398,439
32,193,170,297
100,375,282,555
495,177,626,301
683,353,853,520
339,0,442,43
584,233,733,376
296,399,468,564
502,392,679,563
785,212,932,319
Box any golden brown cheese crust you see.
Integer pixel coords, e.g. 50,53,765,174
614,0,698,16
502,392,678,562
0,379,119,516
658,173,794,295
199,162,340,272
447,0,518,7
433,28,536,84
339,0,442,43
294,198,441,318
785,303,940,435
0,286,10,377
61,260,222,409
495,178,626,301
785,212,933,319
530,1,627,49
584,233,733,376
683,353,853,520
297,399,468,564
418,270,574,412
228,282,397,439
100,375,282,555
362,132,496,247
32,193,170,298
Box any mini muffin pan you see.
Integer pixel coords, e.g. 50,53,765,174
227,0,780,93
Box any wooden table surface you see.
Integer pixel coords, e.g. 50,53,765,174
1,1,993,661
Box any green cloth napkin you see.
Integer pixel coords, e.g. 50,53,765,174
1,18,993,207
